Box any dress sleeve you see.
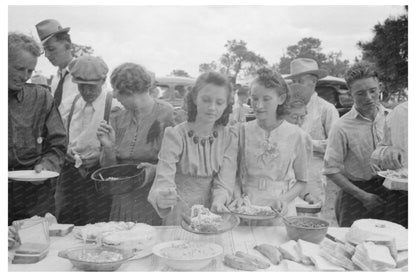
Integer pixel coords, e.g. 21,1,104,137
293,131,313,183
147,126,183,218
211,126,238,205
323,123,348,175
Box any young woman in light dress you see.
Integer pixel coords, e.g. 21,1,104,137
233,68,313,226
148,72,237,225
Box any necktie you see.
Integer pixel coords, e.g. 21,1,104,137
82,103,94,129
54,70,69,107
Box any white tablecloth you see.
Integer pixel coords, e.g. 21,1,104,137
8,226,349,271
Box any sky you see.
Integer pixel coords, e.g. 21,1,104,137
8,5,406,79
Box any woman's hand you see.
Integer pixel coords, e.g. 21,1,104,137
96,120,116,148
156,188,178,210
228,197,245,210
304,193,322,206
211,195,230,214
273,198,288,216
137,163,156,188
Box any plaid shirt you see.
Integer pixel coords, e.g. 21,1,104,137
8,84,68,172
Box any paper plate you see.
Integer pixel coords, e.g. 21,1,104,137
377,171,408,183
181,213,240,235
229,210,278,220
8,170,59,182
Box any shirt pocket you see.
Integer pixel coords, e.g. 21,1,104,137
14,126,42,156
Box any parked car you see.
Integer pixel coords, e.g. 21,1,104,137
315,76,353,116
154,76,195,108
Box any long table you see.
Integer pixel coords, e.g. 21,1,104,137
8,226,349,271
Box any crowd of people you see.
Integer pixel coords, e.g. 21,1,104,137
8,19,408,228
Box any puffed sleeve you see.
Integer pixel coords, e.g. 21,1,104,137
211,126,238,205
323,123,348,175
293,130,313,182
147,126,183,218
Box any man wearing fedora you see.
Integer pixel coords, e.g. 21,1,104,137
285,58,339,206
55,55,119,225
36,19,78,123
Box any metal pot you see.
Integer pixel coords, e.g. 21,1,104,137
91,164,145,196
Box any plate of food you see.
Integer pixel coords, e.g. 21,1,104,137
228,196,278,220
101,223,157,260
8,170,59,182
73,221,136,243
152,240,223,271
377,168,408,183
181,205,240,235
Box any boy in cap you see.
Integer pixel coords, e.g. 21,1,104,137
36,19,78,122
285,58,339,206
56,55,119,224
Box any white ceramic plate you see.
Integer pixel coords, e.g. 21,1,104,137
8,170,59,182
377,171,408,183
152,240,223,271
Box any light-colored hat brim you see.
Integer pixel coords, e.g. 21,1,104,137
284,69,328,80
72,77,104,85
41,27,71,44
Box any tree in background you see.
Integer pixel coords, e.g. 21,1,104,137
276,37,350,78
71,43,94,58
199,39,268,84
321,51,350,77
358,7,407,99
277,37,327,74
170,69,191,77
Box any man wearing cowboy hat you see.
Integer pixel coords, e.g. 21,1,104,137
55,55,120,225
285,58,339,206
35,19,78,124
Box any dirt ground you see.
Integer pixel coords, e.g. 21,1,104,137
321,178,340,227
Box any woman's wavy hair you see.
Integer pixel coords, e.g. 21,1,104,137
8,32,42,62
186,71,233,126
110,63,152,95
251,68,289,119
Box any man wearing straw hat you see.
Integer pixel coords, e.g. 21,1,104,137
35,19,78,123
55,55,119,225
285,58,339,206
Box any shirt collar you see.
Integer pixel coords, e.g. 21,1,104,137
351,104,388,121
58,58,75,77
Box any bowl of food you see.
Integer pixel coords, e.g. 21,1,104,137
152,240,223,271
58,245,134,271
283,216,329,244
91,164,145,195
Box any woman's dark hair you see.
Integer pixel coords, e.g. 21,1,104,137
251,68,289,119
110,63,152,95
186,71,233,126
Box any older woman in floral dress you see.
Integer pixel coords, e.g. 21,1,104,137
233,68,313,226
148,72,237,225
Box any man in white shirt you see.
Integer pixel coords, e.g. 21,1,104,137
55,55,119,225
36,19,78,122
285,58,340,205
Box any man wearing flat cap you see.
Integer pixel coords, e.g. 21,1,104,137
285,58,339,206
35,19,78,123
55,55,120,225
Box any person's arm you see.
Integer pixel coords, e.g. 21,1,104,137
284,131,312,203
37,92,68,173
147,127,182,218
98,112,119,167
211,126,238,212
324,123,385,211
313,104,340,154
